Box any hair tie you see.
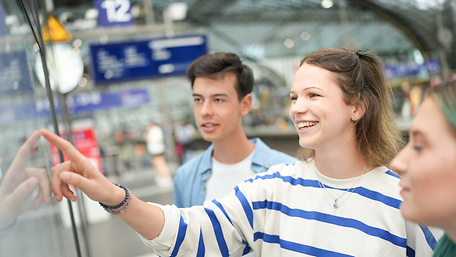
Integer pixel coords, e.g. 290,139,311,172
356,50,364,57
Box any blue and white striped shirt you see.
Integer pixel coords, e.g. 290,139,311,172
141,160,442,257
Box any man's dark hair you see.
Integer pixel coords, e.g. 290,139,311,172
186,52,254,101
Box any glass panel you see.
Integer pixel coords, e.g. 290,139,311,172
0,1,81,256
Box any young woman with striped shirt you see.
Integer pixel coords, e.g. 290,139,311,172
43,48,441,257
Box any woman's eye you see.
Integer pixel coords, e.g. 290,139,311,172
413,146,422,152
290,96,297,101
309,93,320,98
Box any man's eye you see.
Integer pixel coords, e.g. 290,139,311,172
214,99,223,103
194,98,202,103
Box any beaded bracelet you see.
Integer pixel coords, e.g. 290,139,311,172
99,183,132,215
0,219,17,240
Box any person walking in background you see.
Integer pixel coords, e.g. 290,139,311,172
401,80,412,119
173,52,297,213
390,80,456,257
144,121,173,188
173,119,197,165
42,48,439,256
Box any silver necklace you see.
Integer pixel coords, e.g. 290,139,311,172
316,164,366,212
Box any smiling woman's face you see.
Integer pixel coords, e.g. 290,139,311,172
390,96,456,228
289,63,358,151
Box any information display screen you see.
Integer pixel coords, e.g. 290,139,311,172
90,35,208,84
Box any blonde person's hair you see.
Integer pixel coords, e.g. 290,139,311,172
427,80,456,137
298,48,404,168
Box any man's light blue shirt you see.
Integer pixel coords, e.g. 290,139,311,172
173,137,298,208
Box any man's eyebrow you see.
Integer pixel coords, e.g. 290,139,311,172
192,93,229,97
211,93,228,97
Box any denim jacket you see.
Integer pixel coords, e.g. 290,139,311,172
173,137,298,208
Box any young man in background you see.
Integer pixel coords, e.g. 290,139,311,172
173,53,297,212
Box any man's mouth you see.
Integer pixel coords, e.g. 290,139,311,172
297,121,318,130
202,124,215,127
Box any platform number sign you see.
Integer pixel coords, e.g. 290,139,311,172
95,0,134,27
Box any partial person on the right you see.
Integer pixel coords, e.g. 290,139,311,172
390,80,456,257
43,48,441,257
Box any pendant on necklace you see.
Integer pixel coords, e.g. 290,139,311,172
333,199,339,209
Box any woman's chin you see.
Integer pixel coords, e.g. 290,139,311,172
298,139,314,149
400,204,432,227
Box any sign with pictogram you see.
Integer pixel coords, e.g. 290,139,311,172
41,14,72,43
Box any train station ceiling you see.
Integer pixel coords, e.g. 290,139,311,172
1,0,454,62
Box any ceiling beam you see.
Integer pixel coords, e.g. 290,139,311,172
186,0,239,26
346,0,437,57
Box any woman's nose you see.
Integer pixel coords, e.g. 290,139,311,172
390,146,409,176
289,98,308,117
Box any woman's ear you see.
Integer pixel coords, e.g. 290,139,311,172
351,101,367,121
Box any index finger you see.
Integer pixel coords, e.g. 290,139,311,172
41,129,86,164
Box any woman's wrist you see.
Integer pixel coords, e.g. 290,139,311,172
100,182,126,206
99,183,132,215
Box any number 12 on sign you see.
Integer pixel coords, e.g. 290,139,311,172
96,0,134,27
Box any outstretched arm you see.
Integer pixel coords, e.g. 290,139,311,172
41,129,165,240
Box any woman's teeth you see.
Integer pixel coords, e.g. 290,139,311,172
297,121,318,129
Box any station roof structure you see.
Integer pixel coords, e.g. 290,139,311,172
143,0,451,63
1,0,454,68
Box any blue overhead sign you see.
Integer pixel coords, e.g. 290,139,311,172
0,88,149,124
384,60,441,79
0,51,34,94
90,35,208,84
95,0,134,27
0,5,7,36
